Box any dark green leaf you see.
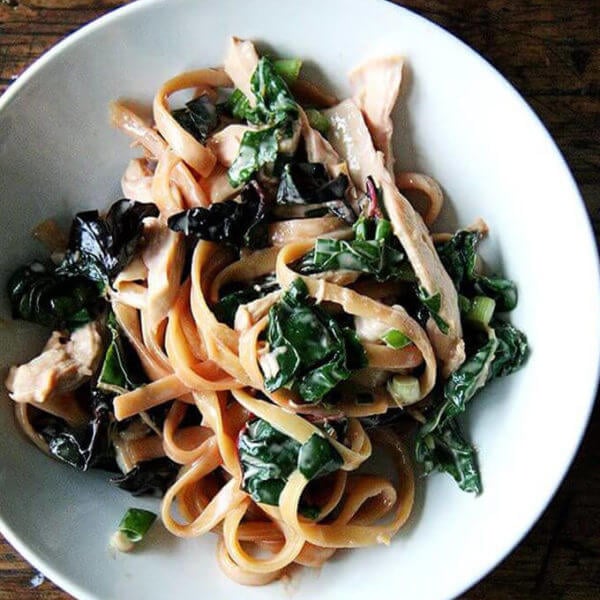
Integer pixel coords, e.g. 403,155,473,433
58,199,159,291
415,418,482,493
227,57,300,186
239,418,342,508
172,94,219,144
228,126,280,187
7,261,100,330
444,335,498,416
98,313,146,394
39,389,117,472
417,288,450,334
111,457,179,497
264,279,367,403
474,276,518,312
489,319,528,378
297,433,343,479
168,181,269,249
213,274,279,327
436,230,518,312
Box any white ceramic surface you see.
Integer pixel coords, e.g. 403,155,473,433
0,1,598,599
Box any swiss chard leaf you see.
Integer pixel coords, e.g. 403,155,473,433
276,162,345,204
58,199,159,292
238,418,342,507
7,261,100,330
228,125,281,188
227,57,300,187
416,288,450,334
264,278,367,403
444,335,498,416
167,181,269,249
111,457,179,497
489,319,529,379
416,418,482,494
39,389,117,472
436,230,518,312
172,94,219,144
97,313,146,394
295,215,414,282
415,318,528,493
212,274,279,327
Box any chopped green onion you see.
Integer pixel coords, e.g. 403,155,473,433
387,375,421,406
305,108,330,134
375,218,392,241
381,329,411,349
465,295,496,328
274,58,303,83
118,508,157,543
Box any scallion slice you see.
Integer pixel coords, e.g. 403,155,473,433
274,58,303,83
387,375,420,406
465,295,496,328
118,508,157,544
381,329,411,349
305,108,330,134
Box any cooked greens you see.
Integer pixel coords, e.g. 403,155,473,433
58,199,158,291
172,94,220,144
167,181,269,249
97,312,146,394
296,215,413,281
212,274,279,327
111,457,179,497
436,230,517,312
7,261,100,330
38,389,116,472
415,319,528,493
228,57,300,187
263,278,367,403
238,417,342,508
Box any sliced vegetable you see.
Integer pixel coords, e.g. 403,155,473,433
436,230,518,312
305,108,330,134
415,318,528,492
380,328,411,349
465,295,496,328
416,288,450,334
264,278,367,403
296,216,413,282
117,508,157,543
227,57,300,186
39,389,116,472
111,457,179,497
228,125,281,188
416,418,482,494
387,375,420,406
273,58,303,83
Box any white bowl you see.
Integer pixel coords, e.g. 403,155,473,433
0,1,598,599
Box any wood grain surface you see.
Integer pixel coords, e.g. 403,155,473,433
0,1,598,598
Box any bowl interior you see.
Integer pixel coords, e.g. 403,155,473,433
0,1,598,599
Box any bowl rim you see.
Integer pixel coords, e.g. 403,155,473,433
0,1,598,598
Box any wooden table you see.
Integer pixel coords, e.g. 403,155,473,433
0,1,598,598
